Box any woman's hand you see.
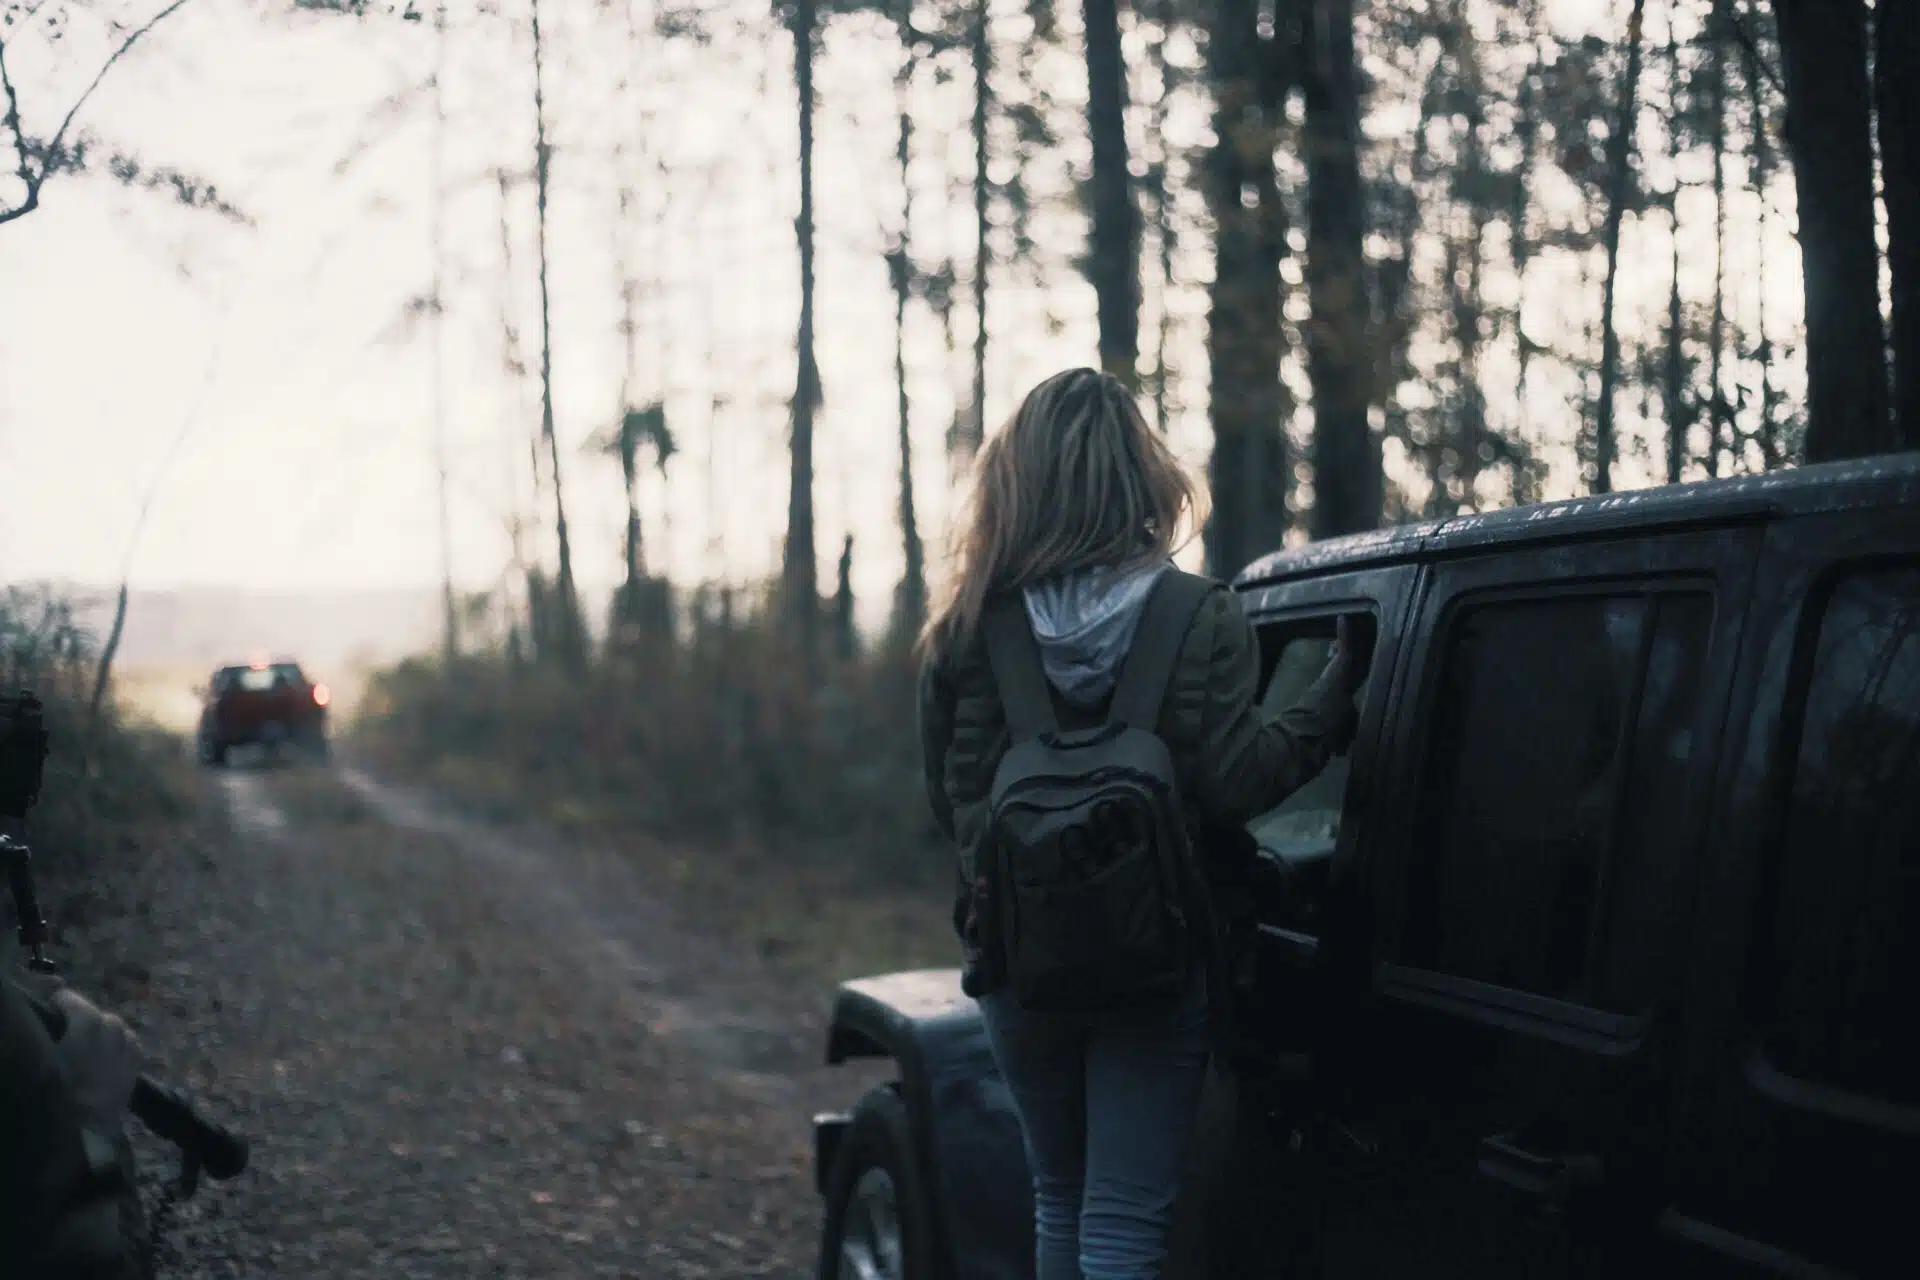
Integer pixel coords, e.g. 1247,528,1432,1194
1326,617,1355,687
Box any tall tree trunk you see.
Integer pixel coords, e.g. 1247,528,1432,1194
86,584,128,736
527,421,552,654
615,0,646,605
1664,201,1687,483
615,277,646,597
432,1,456,665
1744,15,1780,470
495,168,533,662
1378,56,1440,518
1146,0,1177,434
1300,0,1379,535
1450,101,1489,512
1203,0,1288,579
622,420,643,586
967,0,991,456
1152,189,1174,434
1083,0,1139,384
1511,8,1543,449
531,0,581,672
786,0,821,657
1707,1,1727,476
835,535,857,661
1136,7,1167,435
1664,10,1688,485
892,16,926,639
1879,0,1920,448
1775,0,1891,462
1593,0,1648,495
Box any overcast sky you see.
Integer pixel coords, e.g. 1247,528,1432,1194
0,0,1804,623
0,0,1050,615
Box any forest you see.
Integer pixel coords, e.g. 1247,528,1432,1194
344,0,1914,956
297,0,1918,669
5,0,1916,968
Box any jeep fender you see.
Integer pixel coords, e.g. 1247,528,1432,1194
820,969,1033,1280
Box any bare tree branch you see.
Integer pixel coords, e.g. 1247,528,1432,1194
45,0,194,162
329,78,431,178
0,30,34,202
292,0,422,17
0,0,198,225
29,135,249,220
1727,0,1785,98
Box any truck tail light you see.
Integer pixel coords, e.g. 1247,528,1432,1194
313,683,331,708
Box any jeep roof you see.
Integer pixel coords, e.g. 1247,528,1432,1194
1233,451,1920,589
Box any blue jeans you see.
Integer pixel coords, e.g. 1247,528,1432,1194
979,972,1211,1280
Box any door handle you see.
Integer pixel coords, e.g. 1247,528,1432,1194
1477,1131,1604,1207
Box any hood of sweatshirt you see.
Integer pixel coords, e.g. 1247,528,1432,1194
1021,560,1171,708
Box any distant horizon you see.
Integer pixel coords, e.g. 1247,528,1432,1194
15,572,909,677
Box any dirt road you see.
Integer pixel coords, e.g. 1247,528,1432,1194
102,759,895,1279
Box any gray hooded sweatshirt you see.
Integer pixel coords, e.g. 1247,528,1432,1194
1021,560,1172,708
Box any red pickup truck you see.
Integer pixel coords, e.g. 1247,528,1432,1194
196,660,330,766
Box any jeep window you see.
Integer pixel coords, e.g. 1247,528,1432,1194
231,663,303,693
1404,590,1713,1013
1764,565,1920,1108
1247,612,1375,866
1593,593,1714,1010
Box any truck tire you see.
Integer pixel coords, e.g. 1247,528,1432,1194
817,1085,938,1280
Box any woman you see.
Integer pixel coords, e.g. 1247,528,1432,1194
917,367,1356,1280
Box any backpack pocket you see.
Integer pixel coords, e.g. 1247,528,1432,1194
998,791,1191,1012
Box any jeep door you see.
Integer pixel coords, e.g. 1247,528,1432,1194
1316,525,1762,1277
1165,562,1420,1280
1232,562,1423,1064
1660,509,1920,1278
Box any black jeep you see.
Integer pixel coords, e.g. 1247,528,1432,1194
810,453,1920,1280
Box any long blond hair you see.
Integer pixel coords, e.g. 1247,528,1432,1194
921,367,1207,661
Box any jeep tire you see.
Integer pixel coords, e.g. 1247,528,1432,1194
817,1085,937,1280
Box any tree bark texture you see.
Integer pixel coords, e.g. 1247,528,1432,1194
1878,0,1920,449
787,0,822,655
1593,0,1648,495
1083,0,1140,384
1300,0,1380,536
1203,0,1289,579
968,0,991,456
1775,0,1892,462
893,24,926,639
532,0,584,673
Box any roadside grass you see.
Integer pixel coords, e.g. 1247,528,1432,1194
1,586,198,945
347,604,959,993
635,831,955,990
348,736,955,992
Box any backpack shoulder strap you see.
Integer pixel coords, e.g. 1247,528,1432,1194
1110,570,1217,731
982,592,1060,742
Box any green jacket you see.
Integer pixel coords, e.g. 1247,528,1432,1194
918,578,1353,997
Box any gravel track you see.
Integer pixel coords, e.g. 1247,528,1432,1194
56,759,898,1279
